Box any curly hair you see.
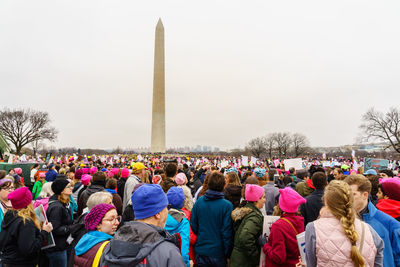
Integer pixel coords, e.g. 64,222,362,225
324,180,365,267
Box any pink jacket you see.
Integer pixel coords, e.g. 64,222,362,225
314,212,376,267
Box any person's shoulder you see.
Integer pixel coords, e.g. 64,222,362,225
374,208,400,228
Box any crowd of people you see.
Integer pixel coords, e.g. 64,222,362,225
0,155,399,267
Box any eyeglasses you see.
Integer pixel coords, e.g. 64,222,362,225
102,216,121,224
66,184,73,189
3,187,14,191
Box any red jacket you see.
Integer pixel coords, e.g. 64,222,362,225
263,213,304,267
182,207,197,263
377,199,400,220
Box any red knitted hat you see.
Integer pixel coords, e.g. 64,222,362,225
8,187,32,210
84,203,116,231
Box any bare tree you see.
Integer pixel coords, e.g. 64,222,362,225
264,133,276,159
273,132,292,158
0,108,58,155
360,107,400,153
246,137,266,158
291,133,310,157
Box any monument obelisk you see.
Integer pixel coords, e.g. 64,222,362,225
151,18,166,153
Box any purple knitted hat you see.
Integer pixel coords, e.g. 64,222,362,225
84,203,116,231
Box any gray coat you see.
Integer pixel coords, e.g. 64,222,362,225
100,221,186,267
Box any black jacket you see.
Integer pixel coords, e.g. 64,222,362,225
77,182,105,215
46,194,73,252
117,178,127,203
0,210,46,266
300,189,324,227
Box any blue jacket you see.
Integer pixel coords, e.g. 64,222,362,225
164,210,190,267
190,190,233,258
363,201,400,267
45,170,57,182
75,231,113,256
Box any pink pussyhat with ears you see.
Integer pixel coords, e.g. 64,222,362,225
90,167,98,175
245,184,264,202
279,187,306,213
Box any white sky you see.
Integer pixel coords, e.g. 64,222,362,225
1,0,399,150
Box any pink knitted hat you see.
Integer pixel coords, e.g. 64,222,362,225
8,187,32,210
90,167,98,175
121,168,130,178
84,203,116,231
107,171,114,178
81,174,92,186
245,184,264,202
111,168,120,176
279,187,306,213
82,168,89,174
14,168,22,175
175,173,187,186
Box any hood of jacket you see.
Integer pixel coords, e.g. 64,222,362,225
204,189,224,200
75,231,113,256
377,199,400,218
231,202,261,221
165,209,185,232
102,221,176,266
86,184,105,195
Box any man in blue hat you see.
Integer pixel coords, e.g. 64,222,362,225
101,184,186,267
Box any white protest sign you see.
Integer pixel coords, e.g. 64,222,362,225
221,160,229,168
296,231,306,265
250,156,258,166
283,158,303,171
259,216,280,267
322,161,331,168
241,156,249,166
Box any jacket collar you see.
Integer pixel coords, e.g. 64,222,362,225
204,189,224,200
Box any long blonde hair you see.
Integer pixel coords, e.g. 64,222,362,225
324,180,365,267
17,203,40,229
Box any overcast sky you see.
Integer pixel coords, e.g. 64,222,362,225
1,0,399,151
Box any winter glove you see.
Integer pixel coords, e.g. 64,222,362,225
258,233,268,247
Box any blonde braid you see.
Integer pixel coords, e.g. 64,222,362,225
325,181,365,267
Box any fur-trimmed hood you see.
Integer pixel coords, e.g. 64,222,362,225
231,207,253,221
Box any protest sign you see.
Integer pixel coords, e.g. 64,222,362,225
283,158,303,171
296,232,306,265
34,204,55,250
259,216,280,267
241,156,249,166
364,158,389,172
273,159,280,168
45,153,52,163
250,156,258,166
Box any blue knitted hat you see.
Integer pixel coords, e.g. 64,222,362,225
254,168,266,178
166,187,185,209
131,184,168,219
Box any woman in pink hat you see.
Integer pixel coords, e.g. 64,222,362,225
263,187,306,267
0,187,53,266
230,184,265,267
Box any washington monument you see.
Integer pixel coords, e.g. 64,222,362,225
151,18,166,153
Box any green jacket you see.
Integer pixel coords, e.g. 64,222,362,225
229,202,263,267
295,180,314,197
32,180,45,199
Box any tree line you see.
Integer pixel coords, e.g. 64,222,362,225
246,132,310,158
